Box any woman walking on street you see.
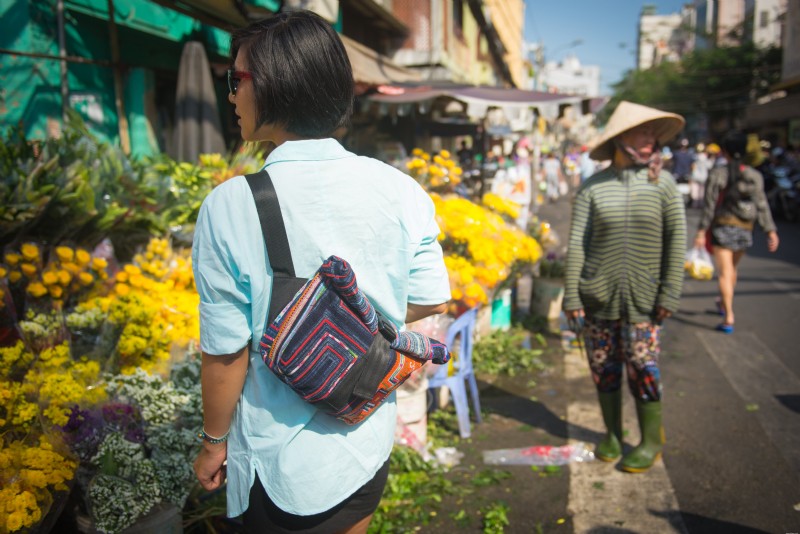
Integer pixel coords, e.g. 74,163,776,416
564,101,687,473
192,11,450,533
693,130,779,334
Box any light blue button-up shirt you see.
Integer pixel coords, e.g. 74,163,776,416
192,138,451,517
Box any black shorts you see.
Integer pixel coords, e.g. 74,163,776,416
242,458,390,533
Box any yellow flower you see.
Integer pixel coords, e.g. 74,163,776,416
56,270,71,286
21,263,38,278
60,262,80,274
21,243,39,262
90,257,108,271
115,283,130,296
78,272,94,286
440,149,451,159
199,153,224,167
0,266,6,278
4,252,21,266
75,248,91,265
48,285,63,299
26,282,48,298
41,271,59,286
55,246,74,262
123,264,142,276
115,271,129,283
9,271,22,283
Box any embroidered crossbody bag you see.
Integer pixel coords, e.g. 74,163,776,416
246,169,450,425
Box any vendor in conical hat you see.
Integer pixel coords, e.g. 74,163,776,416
563,101,687,473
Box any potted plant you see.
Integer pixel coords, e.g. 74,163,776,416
531,252,566,320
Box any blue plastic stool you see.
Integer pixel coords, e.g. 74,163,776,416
428,307,482,438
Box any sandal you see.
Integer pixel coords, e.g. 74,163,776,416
715,323,734,334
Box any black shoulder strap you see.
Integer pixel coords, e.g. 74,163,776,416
245,169,295,277
245,169,308,326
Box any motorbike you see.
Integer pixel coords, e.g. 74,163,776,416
764,165,800,223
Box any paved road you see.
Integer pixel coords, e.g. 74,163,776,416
536,195,800,533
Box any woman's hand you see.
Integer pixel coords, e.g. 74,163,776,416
693,230,706,249
767,231,779,252
194,442,228,491
654,305,672,324
565,308,585,323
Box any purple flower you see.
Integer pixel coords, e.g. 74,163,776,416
102,403,146,444
61,405,105,461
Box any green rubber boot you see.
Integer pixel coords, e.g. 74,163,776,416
621,400,664,473
595,390,623,462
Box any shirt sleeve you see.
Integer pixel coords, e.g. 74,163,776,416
407,190,451,305
658,179,687,313
698,168,724,231
564,184,592,311
752,169,777,233
192,191,253,355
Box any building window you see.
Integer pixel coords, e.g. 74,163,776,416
453,0,464,36
759,10,768,28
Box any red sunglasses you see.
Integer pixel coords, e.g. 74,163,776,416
227,69,252,95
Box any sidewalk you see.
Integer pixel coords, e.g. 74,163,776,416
537,194,687,533
422,194,688,532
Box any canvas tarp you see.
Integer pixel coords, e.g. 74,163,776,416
366,84,587,121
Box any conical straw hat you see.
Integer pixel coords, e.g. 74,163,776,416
589,101,685,161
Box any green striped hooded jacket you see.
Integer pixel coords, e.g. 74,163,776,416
563,166,687,322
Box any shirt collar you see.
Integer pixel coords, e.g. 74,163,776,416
264,138,352,167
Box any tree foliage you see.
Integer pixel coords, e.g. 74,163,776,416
601,43,782,137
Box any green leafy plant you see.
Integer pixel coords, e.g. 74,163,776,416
368,446,455,533
537,252,565,279
481,500,510,533
0,113,264,259
530,465,562,477
472,326,547,376
472,469,512,488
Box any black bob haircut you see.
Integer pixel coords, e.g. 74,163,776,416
230,10,354,138
721,130,747,160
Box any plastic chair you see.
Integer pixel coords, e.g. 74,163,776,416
428,307,482,438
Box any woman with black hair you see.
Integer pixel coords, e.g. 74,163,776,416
191,10,450,533
694,130,779,334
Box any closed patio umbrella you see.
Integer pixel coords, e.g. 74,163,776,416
172,41,225,163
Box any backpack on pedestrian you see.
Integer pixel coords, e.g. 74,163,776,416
721,163,759,222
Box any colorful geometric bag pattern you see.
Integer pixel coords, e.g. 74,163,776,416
260,256,450,425
246,170,450,425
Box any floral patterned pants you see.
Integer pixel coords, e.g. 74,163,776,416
582,318,662,401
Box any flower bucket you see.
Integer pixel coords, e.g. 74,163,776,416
490,288,512,331
531,278,565,320
397,374,428,424
397,371,429,445
77,504,183,534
